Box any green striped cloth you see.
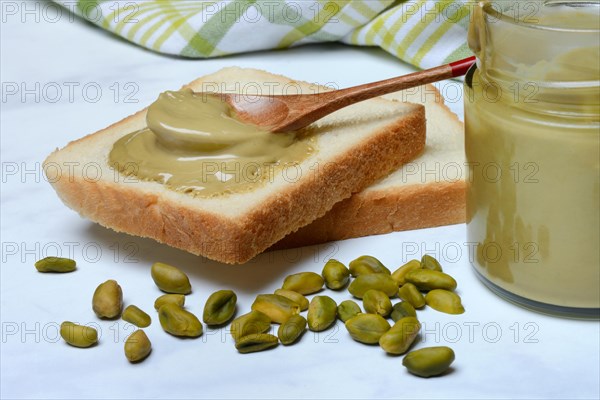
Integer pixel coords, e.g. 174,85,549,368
56,0,473,69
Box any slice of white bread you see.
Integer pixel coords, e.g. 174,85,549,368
44,67,425,264
274,84,465,249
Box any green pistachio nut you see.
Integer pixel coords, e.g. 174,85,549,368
345,314,391,344
322,259,350,290
277,314,307,345
203,290,237,325
379,317,421,355
391,259,422,286
251,294,300,324
60,321,98,348
154,294,185,311
230,311,271,343
150,262,192,294
158,303,203,338
235,333,279,354
35,257,76,273
337,300,362,322
274,289,309,311
122,305,151,328
348,273,398,299
124,330,152,363
421,254,443,271
307,296,337,332
398,283,426,309
425,289,465,314
404,270,457,291
390,301,417,322
402,346,455,377
92,279,123,319
281,272,324,295
362,289,393,317
349,255,391,277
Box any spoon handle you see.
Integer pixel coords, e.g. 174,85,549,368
276,56,476,132
326,56,476,105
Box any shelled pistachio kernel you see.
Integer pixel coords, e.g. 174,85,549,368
404,269,457,291
150,262,191,294
398,283,426,309
390,301,417,322
122,305,151,328
60,322,98,348
124,330,152,363
322,259,350,290
34,257,76,273
345,314,390,344
337,300,362,322
425,290,465,314
281,272,324,295
230,311,271,343
158,303,203,337
307,295,337,332
278,314,307,345
379,317,421,355
391,259,422,286
274,289,309,311
235,333,279,354
203,290,237,325
402,346,455,378
349,255,391,277
348,273,398,299
362,289,392,317
154,294,185,311
92,279,123,319
251,294,300,324
421,254,443,271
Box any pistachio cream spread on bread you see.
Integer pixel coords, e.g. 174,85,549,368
110,89,315,197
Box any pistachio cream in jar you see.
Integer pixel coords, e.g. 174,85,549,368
465,1,600,317
109,89,314,197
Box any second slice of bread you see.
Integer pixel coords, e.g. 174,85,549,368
44,67,425,264
274,85,466,248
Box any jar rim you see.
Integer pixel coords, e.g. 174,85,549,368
482,1,600,33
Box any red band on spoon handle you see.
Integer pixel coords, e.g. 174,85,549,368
449,56,476,77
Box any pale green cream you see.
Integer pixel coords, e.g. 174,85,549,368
109,89,314,197
466,1,600,308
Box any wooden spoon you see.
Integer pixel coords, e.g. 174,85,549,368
220,56,475,132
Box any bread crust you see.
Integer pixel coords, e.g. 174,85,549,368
46,71,426,264
271,180,465,249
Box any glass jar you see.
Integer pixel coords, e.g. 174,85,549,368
464,0,600,318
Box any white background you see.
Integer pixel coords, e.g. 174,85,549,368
1,1,599,399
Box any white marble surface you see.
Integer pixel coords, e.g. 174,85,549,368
1,2,599,399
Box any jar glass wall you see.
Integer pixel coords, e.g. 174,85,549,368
464,0,600,318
